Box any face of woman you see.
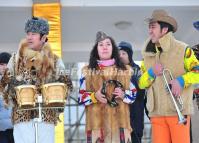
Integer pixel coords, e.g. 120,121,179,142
97,38,113,60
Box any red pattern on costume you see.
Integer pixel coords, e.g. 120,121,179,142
98,64,106,70
79,89,86,94
131,88,137,93
120,128,125,143
99,129,104,143
79,90,91,102
194,88,199,94
87,130,92,143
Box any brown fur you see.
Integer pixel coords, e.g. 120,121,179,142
8,39,60,125
83,65,132,132
17,39,57,79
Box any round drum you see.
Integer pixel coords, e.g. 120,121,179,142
15,85,37,108
41,83,68,107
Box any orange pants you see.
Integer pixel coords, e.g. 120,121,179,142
151,116,190,143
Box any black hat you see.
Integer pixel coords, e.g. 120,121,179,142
0,52,11,64
118,41,133,64
193,21,199,31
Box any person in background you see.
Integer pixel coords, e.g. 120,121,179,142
139,9,199,143
0,52,14,143
192,21,199,97
118,41,146,143
190,20,199,143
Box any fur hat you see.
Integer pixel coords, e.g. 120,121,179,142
0,52,11,64
145,9,177,33
25,17,49,35
118,41,133,64
95,31,108,43
193,21,199,31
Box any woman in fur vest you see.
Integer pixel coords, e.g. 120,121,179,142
1,17,73,143
78,31,137,143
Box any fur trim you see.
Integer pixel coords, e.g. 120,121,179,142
83,65,132,131
16,39,57,78
142,32,175,56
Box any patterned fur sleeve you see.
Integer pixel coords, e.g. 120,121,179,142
0,69,11,105
55,58,73,92
0,69,10,92
57,74,73,92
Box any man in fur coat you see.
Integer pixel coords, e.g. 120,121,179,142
1,17,73,143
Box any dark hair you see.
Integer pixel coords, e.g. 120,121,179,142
0,52,11,64
158,21,174,33
88,37,126,70
28,17,48,42
192,44,199,60
40,34,48,42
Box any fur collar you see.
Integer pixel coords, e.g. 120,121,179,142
142,32,175,57
15,39,57,78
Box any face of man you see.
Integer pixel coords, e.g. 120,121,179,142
119,50,130,65
97,38,113,60
0,63,7,74
148,22,168,43
26,32,46,51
